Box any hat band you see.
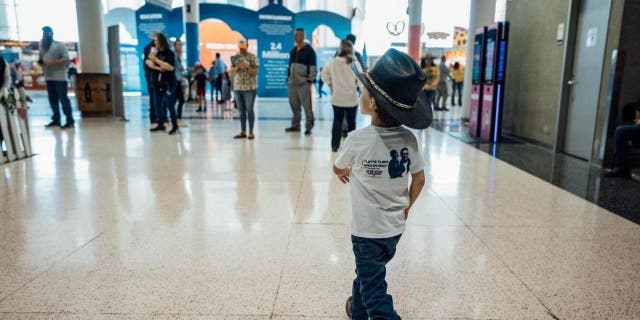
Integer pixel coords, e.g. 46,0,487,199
364,73,414,110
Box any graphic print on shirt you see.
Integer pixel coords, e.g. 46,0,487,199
360,146,412,179
388,149,411,179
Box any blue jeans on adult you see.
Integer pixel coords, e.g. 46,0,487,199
451,82,463,106
613,124,640,172
332,106,356,150
235,90,257,133
147,77,157,123
423,89,436,111
46,80,73,125
351,234,402,320
154,85,177,128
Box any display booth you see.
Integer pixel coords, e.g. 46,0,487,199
469,27,487,138
128,0,350,97
469,22,509,143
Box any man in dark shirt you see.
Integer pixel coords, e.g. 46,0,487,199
607,99,640,178
285,28,317,135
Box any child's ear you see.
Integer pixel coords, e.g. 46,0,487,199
370,98,377,111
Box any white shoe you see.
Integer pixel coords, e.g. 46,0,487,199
178,119,188,128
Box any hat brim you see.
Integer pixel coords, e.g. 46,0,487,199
352,64,432,130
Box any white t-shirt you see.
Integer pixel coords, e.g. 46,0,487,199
320,57,361,107
335,125,426,238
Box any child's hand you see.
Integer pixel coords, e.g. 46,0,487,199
337,168,350,184
333,165,350,184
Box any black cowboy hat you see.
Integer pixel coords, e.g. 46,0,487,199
352,48,432,129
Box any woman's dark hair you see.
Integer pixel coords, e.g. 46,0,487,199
453,62,460,69
338,40,355,64
420,56,434,68
156,33,170,51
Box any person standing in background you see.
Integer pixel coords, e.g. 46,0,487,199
67,63,77,90
173,39,188,127
213,52,227,103
209,60,216,102
421,55,439,111
231,39,259,140
321,40,360,152
194,65,208,113
285,28,317,135
451,62,464,107
145,32,179,135
143,34,158,126
436,56,450,111
39,26,74,129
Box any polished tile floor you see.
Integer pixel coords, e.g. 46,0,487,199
1,93,639,319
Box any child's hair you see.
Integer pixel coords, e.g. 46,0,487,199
375,106,401,127
365,87,401,126
196,65,204,73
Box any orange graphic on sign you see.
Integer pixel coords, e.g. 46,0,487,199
198,20,256,70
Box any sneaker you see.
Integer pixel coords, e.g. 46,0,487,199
178,119,188,128
61,122,74,129
150,125,166,132
168,126,179,135
285,126,300,132
442,108,450,112
304,129,312,135
247,133,255,140
45,121,60,128
233,132,247,139
345,296,352,318
332,148,338,152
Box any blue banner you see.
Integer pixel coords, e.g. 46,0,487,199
256,2,295,97
135,4,169,95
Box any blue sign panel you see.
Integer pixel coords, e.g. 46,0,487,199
256,2,295,97
135,3,169,94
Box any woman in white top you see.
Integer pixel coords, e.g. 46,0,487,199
321,40,361,152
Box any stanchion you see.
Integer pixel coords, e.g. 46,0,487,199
0,104,17,162
0,87,32,163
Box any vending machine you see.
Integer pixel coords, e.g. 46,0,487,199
479,22,509,142
469,27,487,137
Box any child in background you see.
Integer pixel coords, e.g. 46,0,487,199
220,71,232,109
334,49,431,320
194,65,208,112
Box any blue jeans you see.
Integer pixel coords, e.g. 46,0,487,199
351,234,402,320
614,124,640,172
45,80,73,125
235,90,256,133
154,85,177,128
451,82,463,106
332,106,356,149
423,90,436,111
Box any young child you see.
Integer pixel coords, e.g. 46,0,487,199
219,71,232,109
333,48,432,320
194,65,208,112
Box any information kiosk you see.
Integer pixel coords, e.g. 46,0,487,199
469,27,487,137
479,22,509,142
